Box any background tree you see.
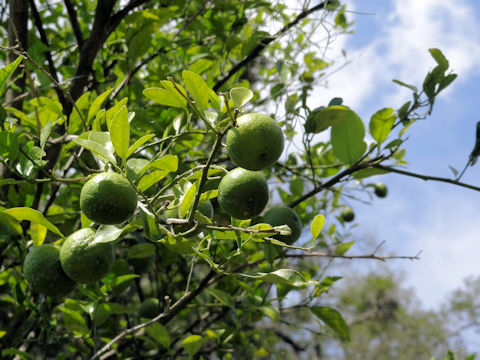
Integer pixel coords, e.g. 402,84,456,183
0,1,475,359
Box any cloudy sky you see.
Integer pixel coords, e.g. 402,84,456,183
307,0,480,311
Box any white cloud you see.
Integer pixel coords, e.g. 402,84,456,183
311,0,480,112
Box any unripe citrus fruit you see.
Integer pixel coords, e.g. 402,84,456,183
80,172,138,225
374,182,388,198
226,113,284,171
139,297,161,318
60,228,115,284
262,206,302,244
340,207,355,222
217,167,269,219
165,199,214,236
23,244,76,298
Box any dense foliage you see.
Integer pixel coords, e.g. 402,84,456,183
0,1,475,359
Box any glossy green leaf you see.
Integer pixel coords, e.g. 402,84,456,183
0,56,23,92
40,120,56,150
254,269,317,287
182,70,209,112
109,105,130,160
126,134,155,158
137,170,168,191
311,214,325,239
310,306,350,341
148,154,178,172
369,108,396,145
335,240,354,255
92,224,136,244
143,87,186,108
88,88,113,122
4,207,63,237
30,223,47,246
331,109,367,165
305,105,348,133
73,138,116,164
147,323,170,349
183,335,205,356
230,87,253,107
181,183,197,218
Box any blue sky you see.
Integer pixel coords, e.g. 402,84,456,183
306,0,480,312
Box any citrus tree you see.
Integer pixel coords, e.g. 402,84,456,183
0,1,473,359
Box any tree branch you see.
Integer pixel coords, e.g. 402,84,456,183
63,0,84,48
28,0,67,108
373,165,480,192
212,0,337,91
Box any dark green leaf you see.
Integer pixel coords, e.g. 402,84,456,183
429,48,449,70
127,243,156,259
183,335,205,356
147,323,170,349
311,306,350,341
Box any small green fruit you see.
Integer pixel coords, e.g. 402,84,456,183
261,206,302,244
139,297,161,318
340,207,355,222
374,182,388,198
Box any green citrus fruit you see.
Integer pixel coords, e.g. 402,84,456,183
60,228,115,284
340,207,355,222
374,182,388,198
165,199,214,236
217,167,269,219
226,113,284,171
139,297,161,318
23,244,76,298
80,172,138,225
262,206,302,244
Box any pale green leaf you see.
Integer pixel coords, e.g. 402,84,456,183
254,269,317,287
126,134,155,158
109,105,130,160
30,223,47,246
40,121,56,150
73,138,116,164
0,56,23,92
92,224,136,245
183,335,205,356
69,92,90,134
4,207,63,237
335,241,355,255
310,214,325,239
230,87,253,107
331,109,367,165
310,306,350,342
207,288,235,309
182,70,210,112
369,108,396,145
144,81,187,108
87,88,113,122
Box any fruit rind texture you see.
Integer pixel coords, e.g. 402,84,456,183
80,172,138,225
23,244,76,298
226,113,284,171
217,167,269,220
60,228,115,284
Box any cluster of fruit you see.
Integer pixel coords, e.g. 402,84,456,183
218,113,302,244
23,172,138,298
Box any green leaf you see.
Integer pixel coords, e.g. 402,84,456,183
109,105,130,160
369,108,396,145
230,87,254,107
429,48,449,70
305,105,348,133
182,70,210,112
69,92,90,134
392,79,418,93
310,214,325,239
127,243,156,259
353,167,389,179
254,269,317,287
0,213,22,235
39,121,57,151
438,73,457,93
73,138,116,164
30,223,47,246
148,154,178,173
183,335,205,356
1,348,33,360
310,306,350,341
180,182,197,218
143,81,187,108
207,288,235,309
335,240,354,255
93,224,136,244
313,276,343,297
126,134,155,158
258,305,280,321
199,190,218,201
331,109,367,165
58,307,88,335
4,207,63,237
137,170,168,191
87,88,113,122
147,323,170,349
0,56,23,92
